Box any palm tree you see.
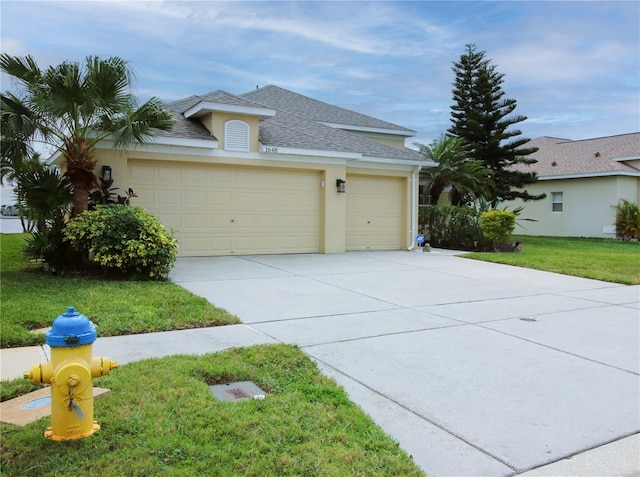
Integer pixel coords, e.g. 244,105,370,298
0,54,174,216
415,135,493,205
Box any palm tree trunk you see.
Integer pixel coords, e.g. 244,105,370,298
429,182,445,205
72,183,91,217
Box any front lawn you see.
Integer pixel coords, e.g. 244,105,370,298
465,235,640,285
0,344,425,477
0,234,239,348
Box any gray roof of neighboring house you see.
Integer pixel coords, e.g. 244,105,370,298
515,133,640,177
160,86,425,162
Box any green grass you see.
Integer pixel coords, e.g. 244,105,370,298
1,234,240,348
0,344,425,477
465,235,640,285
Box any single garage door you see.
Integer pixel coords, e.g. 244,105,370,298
129,161,320,256
346,174,404,251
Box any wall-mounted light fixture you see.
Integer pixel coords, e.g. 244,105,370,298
336,179,346,193
101,165,112,182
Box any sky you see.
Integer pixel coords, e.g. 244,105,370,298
0,0,639,150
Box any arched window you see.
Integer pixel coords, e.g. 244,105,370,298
225,120,249,152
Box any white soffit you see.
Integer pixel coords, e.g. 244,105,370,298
321,122,416,138
184,102,276,119
612,155,640,162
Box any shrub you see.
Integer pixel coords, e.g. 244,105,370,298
419,204,484,250
64,205,178,279
615,200,640,240
480,209,516,250
22,228,68,267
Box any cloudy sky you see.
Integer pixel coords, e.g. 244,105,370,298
1,0,639,148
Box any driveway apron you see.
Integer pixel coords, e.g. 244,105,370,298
170,251,640,477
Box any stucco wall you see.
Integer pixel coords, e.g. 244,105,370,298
508,175,640,237
201,112,261,152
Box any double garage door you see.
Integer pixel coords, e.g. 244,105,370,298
129,161,404,256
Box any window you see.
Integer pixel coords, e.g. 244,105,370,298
551,192,563,212
224,120,249,152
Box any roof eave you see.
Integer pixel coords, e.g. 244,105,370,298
321,122,415,138
184,102,276,119
538,171,640,180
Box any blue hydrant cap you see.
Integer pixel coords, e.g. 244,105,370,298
46,307,97,347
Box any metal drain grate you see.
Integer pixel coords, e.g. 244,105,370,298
209,381,266,402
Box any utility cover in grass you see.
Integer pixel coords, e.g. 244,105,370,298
209,381,266,402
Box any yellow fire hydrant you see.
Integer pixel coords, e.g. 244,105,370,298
24,307,117,441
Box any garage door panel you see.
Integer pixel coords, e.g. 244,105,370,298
157,189,181,205
260,192,279,206
183,190,207,205
181,237,207,253
133,187,155,206
129,164,155,183
233,236,256,251
346,175,403,251
157,166,181,183
256,214,277,227
209,191,232,206
233,170,255,186
210,237,232,250
184,168,207,184
207,168,233,185
184,213,207,228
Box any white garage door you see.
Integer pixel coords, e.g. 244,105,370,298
346,174,404,251
129,161,320,256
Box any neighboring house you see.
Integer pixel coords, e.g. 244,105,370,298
508,133,640,237
73,85,431,256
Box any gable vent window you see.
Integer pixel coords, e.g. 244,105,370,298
551,192,563,213
225,120,249,152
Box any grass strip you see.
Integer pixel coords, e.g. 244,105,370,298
1,234,239,348
0,344,425,477
465,235,640,285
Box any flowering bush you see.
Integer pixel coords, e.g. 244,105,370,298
64,205,178,279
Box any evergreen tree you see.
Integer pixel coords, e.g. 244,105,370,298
448,44,545,204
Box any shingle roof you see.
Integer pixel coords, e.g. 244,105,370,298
241,85,415,134
514,133,640,177
259,109,425,161
162,95,218,141
158,86,426,163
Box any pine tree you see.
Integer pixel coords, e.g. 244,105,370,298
448,44,545,204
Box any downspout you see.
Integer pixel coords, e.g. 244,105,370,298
408,166,421,251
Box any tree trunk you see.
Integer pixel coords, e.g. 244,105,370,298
72,182,90,217
429,183,445,205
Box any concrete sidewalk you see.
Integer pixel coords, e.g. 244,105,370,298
2,250,639,476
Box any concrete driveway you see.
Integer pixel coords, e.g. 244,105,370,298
170,250,639,476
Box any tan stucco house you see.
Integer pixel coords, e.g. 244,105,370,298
85,85,431,256
508,133,640,237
